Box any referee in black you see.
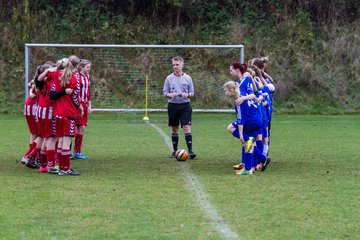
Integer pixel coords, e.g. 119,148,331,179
163,56,196,159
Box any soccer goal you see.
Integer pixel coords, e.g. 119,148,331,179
24,44,244,113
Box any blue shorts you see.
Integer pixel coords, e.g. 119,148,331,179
232,119,262,139
262,126,268,138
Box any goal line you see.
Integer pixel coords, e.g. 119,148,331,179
91,108,234,113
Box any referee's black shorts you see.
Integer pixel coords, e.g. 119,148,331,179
167,102,192,127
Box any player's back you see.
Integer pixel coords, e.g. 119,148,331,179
38,70,62,107
53,74,80,118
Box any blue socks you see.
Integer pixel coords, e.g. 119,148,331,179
232,129,250,141
242,148,254,170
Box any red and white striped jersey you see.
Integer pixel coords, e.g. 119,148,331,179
78,73,91,104
24,91,39,117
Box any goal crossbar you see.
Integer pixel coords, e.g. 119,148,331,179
24,44,244,113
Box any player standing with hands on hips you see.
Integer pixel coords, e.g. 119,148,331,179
163,56,196,159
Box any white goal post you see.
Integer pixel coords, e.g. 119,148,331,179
24,44,244,113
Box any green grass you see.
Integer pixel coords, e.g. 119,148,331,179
0,113,359,240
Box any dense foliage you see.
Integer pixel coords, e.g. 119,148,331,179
0,0,359,113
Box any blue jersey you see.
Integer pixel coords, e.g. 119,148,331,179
262,84,273,122
264,76,274,104
235,99,262,133
238,73,254,97
256,89,267,124
230,99,262,138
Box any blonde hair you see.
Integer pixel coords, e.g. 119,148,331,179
78,59,91,72
260,56,269,64
56,58,68,70
44,61,56,67
172,56,184,64
60,55,80,88
223,81,240,98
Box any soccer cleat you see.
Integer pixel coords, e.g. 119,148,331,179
239,169,254,175
245,137,255,153
234,168,245,175
233,163,244,170
39,166,48,173
48,165,60,174
256,163,263,171
261,157,271,172
72,153,89,159
21,156,28,164
169,151,176,158
189,151,197,159
58,169,81,176
35,156,41,166
80,154,89,159
25,157,40,169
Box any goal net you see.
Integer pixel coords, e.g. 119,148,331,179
25,44,244,113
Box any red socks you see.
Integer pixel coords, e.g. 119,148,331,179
56,148,62,164
25,142,36,156
60,149,71,171
46,149,56,169
40,150,47,168
29,146,41,158
74,134,83,153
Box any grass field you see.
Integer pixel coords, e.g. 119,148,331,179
0,113,359,240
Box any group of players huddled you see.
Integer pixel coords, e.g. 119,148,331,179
224,57,275,175
22,55,92,176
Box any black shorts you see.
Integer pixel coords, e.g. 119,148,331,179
167,102,192,127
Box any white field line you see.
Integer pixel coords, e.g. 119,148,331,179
148,122,240,240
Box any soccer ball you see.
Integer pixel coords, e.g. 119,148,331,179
175,149,188,161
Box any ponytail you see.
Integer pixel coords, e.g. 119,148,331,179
60,55,80,88
231,61,247,75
